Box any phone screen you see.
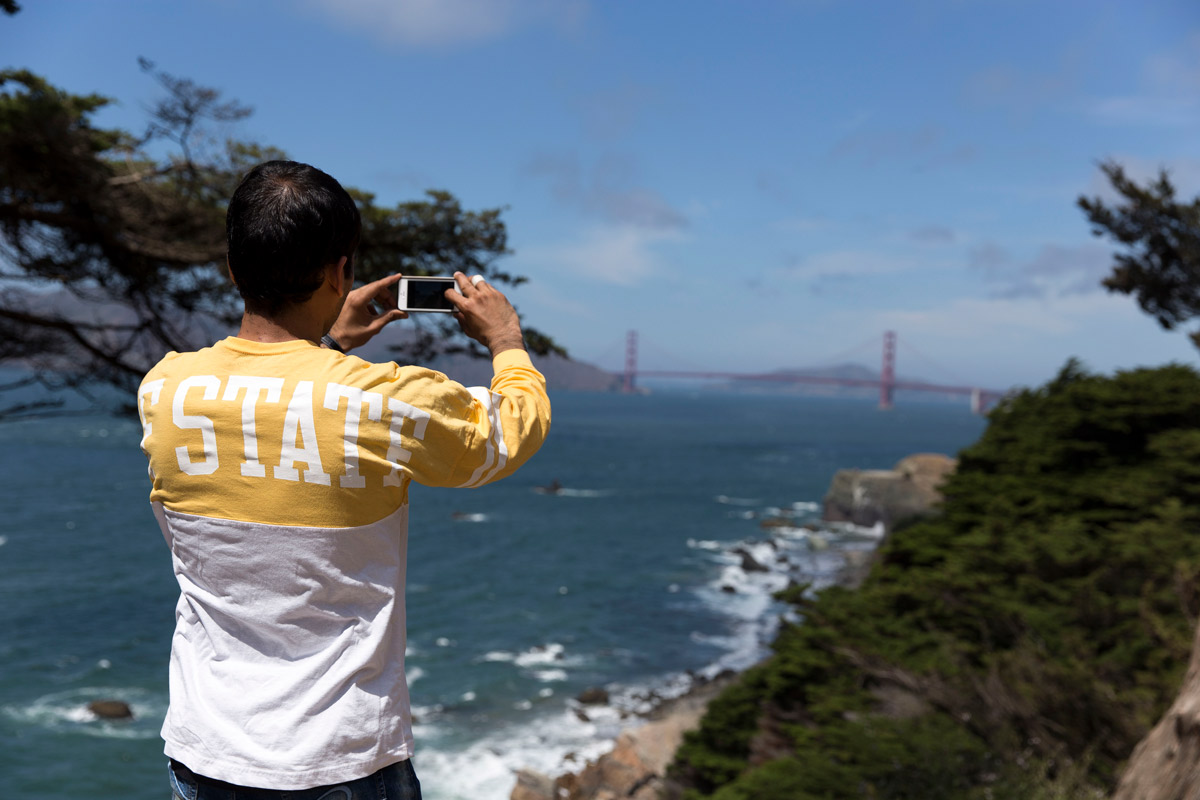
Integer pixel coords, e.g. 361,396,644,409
404,278,456,312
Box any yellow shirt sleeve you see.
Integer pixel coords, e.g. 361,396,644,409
404,348,552,489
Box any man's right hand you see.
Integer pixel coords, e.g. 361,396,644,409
447,272,526,357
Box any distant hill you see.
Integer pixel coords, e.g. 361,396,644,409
704,362,967,404
353,335,622,393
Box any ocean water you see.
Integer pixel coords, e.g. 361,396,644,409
0,390,986,799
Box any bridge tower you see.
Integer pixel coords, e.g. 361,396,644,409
879,330,896,410
623,330,638,394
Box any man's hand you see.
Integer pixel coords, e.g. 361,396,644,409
328,273,408,352
447,272,525,357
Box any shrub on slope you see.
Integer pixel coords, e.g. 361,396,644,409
671,361,1200,799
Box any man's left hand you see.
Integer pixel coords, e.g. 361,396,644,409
329,273,408,352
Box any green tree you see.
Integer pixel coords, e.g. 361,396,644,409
0,64,560,418
1078,160,1200,348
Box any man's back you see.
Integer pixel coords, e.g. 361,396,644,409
139,335,549,788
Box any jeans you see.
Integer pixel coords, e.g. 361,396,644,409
168,758,422,800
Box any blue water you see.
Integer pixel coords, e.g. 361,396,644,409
0,390,986,799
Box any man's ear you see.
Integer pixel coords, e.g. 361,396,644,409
327,256,350,296
226,257,238,287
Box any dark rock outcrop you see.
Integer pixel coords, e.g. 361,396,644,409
576,687,609,705
88,699,133,719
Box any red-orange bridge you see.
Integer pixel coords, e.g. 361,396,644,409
616,331,1008,414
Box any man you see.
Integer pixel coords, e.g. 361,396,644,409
136,160,550,799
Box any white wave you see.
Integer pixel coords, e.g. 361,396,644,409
791,501,821,513
714,494,760,506
407,667,426,684
410,703,445,723
686,538,724,551
478,644,580,678
416,706,614,800
409,511,885,800
513,643,565,667
770,526,811,541
555,488,610,498
3,687,165,740
825,519,887,539
436,637,456,647
0,535,7,547
450,512,488,523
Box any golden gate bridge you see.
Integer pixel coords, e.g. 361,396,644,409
615,330,1007,413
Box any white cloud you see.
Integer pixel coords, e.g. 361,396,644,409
518,225,681,286
772,248,943,294
823,292,1199,386
305,0,587,47
971,241,1112,299
524,152,688,231
772,214,833,233
1087,32,1200,128
1089,95,1199,128
961,63,1074,117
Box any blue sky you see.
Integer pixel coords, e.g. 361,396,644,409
5,0,1200,389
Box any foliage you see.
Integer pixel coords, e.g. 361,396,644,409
0,65,560,417
671,361,1200,799
1079,160,1200,348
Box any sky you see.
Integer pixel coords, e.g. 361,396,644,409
4,0,1200,390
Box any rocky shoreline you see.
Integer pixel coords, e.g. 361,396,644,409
508,452,956,800
510,672,740,800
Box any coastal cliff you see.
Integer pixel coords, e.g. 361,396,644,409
518,362,1200,799
508,453,957,800
668,362,1200,798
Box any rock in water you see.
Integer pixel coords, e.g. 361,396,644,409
822,452,956,531
576,687,609,705
511,769,556,800
733,547,769,573
88,699,133,719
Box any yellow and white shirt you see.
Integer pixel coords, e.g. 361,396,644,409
137,337,550,789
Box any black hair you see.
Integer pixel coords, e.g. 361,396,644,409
226,160,361,315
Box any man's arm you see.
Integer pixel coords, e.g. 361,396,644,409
326,270,526,357
392,272,549,489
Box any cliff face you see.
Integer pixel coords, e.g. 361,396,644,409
822,453,956,531
668,363,1200,799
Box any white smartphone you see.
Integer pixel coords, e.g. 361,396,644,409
397,276,459,313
